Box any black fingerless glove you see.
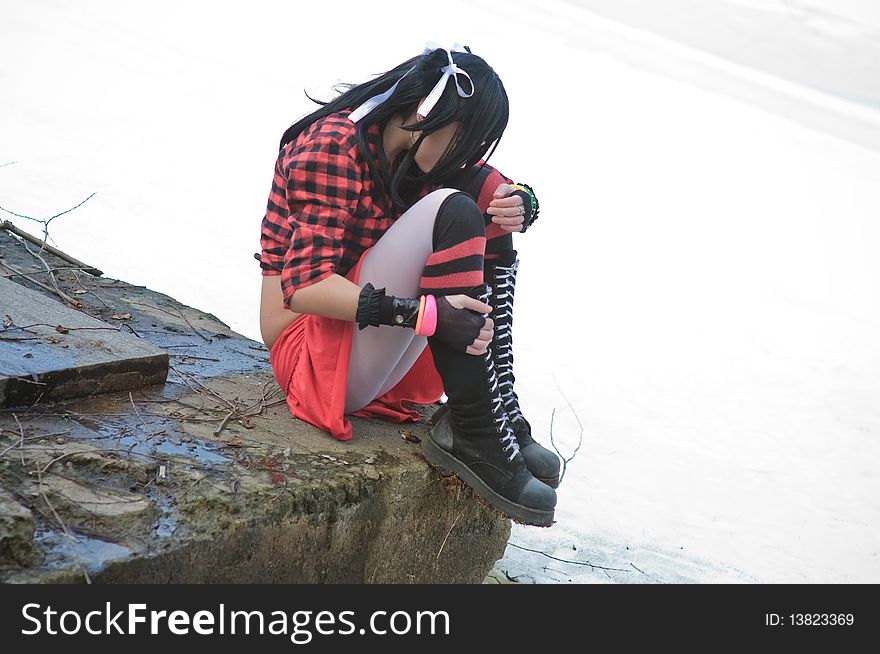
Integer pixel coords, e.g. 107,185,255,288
511,182,540,233
356,282,421,330
433,295,488,352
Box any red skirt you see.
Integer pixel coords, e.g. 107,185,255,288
268,246,445,441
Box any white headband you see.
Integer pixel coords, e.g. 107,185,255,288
348,42,474,124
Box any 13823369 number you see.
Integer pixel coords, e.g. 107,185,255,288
790,613,854,626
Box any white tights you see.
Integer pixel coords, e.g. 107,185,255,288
343,188,461,414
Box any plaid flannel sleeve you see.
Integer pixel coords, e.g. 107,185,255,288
281,136,362,307
258,153,290,276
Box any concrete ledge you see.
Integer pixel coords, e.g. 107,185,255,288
0,230,510,583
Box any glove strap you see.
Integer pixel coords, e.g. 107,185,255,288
356,282,423,330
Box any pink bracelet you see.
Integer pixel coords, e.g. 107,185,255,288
414,294,426,334
416,294,438,336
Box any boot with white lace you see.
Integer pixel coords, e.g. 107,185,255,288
422,282,556,527
484,250,562,488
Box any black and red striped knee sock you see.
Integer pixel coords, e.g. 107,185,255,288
418,192,486,298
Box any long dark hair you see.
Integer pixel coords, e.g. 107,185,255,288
279,46,509,208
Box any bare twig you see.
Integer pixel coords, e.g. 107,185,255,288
548,375,584,484
46,192,96,225
96,282,147,289
71,269,110,307
630,562,649,576
1,219,102,275
0,192,96,236
128,391,142,420
17,238,81,306
25,391,46,413
1,194,102,313
128,391,153,440
174,307,212,342
213,409,236,438
436,510,464,563
12,413,26,466
507,542,628,574
0,259,74,304
125,301,211,342
168,353,220,362
2,264,94,278
0,205,40,223
171,367,238,413
3,321,122,334
169,366,285,420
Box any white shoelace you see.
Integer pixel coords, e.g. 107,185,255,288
479,285,520,461
490,262,524,423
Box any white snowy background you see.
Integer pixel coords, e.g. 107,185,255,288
2,0,879,582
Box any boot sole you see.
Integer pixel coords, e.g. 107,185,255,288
433,404,561,490
421,432,555,528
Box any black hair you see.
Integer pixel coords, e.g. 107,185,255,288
278,46,509,209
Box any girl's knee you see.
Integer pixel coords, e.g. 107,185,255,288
418,187,462,209
432,190,485,248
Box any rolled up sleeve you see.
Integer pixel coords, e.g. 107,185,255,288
257,155,290,277
281,138,362,308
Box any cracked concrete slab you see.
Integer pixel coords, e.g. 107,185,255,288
0,276,168,407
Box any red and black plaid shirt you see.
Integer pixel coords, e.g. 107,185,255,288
257,109,509,307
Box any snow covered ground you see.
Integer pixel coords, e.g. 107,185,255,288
2,0,878,583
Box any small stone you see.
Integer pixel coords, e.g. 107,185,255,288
399,429,420,444
362,465,380,480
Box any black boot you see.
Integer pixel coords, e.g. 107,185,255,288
423,283,556,527
484,250,562,488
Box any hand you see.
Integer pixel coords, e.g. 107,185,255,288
433,294,495,356
487,183,525,233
